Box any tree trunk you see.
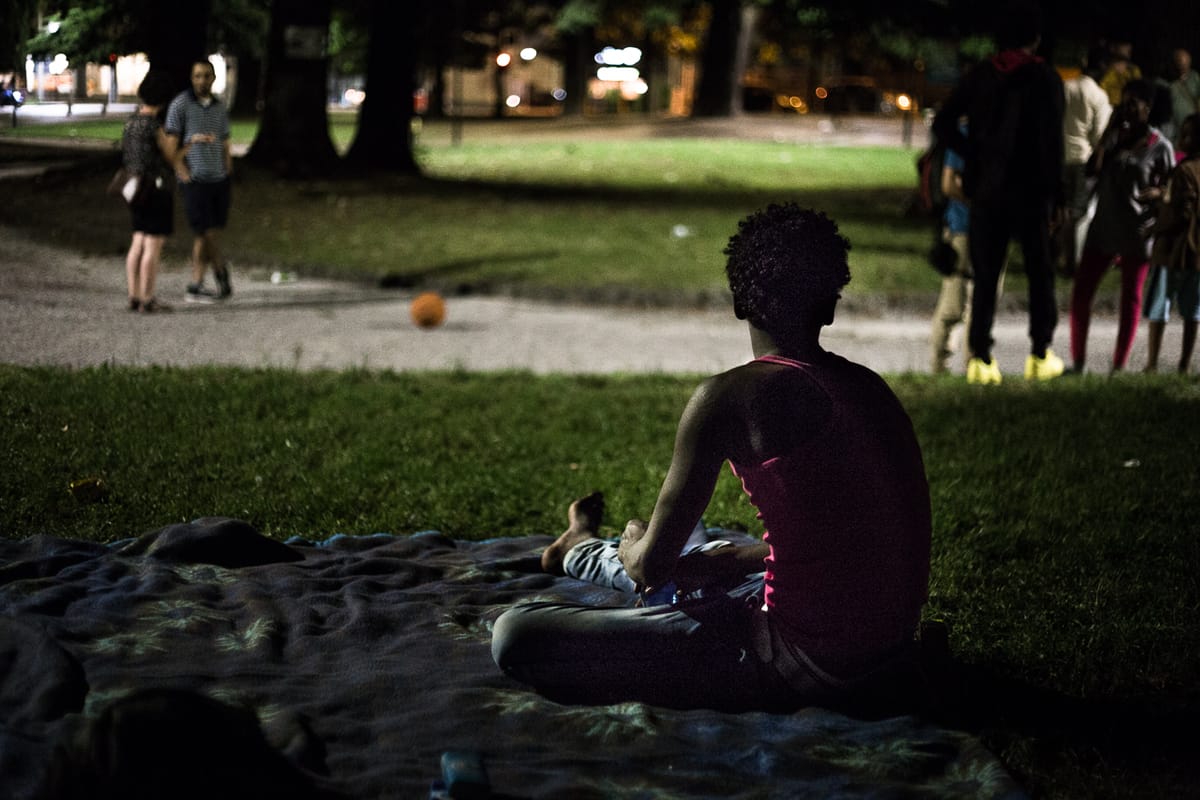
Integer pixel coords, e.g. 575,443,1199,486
691,0,742,117
246,0,339,177
230,55,263,117
147,0,212,94
343,0,420,174
559,28,594,117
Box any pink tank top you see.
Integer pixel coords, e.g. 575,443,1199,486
728,354,931,675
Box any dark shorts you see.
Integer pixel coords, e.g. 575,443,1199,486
130,183,174,236
181,178,231,234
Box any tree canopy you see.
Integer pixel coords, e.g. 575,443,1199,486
8,0,1199,177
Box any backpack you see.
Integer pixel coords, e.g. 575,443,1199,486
915,140,947,217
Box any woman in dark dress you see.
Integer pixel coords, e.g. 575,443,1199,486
121,71,181,313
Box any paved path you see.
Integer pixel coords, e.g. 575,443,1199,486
1,226,1176,376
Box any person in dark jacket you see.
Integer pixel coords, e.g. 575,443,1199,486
932,4,1066,384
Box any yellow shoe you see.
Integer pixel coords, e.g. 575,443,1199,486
1024,349,1064,381
966,357,1002,385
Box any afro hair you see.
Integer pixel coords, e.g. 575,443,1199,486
724,204,851,334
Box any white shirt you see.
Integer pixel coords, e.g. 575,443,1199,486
1063,74,1112,165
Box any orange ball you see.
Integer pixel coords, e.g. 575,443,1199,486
409,291,446,329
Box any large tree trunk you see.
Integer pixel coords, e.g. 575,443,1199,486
147,0,212,94
246,0,339,177
230,55,263,117
559,27,594,117
691,0,742,117
343,0,420,174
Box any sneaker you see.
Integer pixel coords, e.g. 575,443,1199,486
215,263,233,299
1024,349,1064,381
966,357,1002,385
185,283,217,303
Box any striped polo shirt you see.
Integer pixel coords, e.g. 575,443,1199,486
164,90,230,183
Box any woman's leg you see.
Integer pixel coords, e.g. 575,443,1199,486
125,232,146,307
1113,258,1150,371
139,235,166,303
1070,248,1113,370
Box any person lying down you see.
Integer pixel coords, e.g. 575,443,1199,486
492,204,933,716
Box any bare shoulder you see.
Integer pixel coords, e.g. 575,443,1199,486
691,361,779,409
689,361,833,462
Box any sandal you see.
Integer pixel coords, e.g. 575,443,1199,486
129,298,141,312
140,298,173,314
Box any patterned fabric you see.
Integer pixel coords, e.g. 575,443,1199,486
1088,130,1175,258
164,90,230,182
0,519,1022,799
121,114,169,181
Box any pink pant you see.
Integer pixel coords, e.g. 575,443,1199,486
1069,249,1150,370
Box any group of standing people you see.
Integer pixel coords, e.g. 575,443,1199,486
119,59,234,313
929,10,1200,379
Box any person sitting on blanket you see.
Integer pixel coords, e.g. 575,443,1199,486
491,204,932,715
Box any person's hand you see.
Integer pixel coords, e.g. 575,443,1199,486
617,519,646,559
617,519,647,585
1136,186,1163,203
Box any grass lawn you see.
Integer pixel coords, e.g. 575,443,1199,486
1,115,1192,797
2,365,1198,798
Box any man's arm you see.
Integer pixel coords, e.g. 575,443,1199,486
618,378,729,590
162,98,189,181
162,132,191,181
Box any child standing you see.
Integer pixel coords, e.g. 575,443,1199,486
930,131,973,374
1143,113,1200,373
1069,79,1176,373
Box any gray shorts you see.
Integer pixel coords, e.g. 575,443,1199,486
1143,265,1200,321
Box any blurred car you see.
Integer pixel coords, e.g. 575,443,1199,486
813,76,914,115
742,84,809,114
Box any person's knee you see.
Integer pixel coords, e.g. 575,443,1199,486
491,605,538,675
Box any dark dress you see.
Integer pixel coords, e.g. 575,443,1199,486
121,113,174,236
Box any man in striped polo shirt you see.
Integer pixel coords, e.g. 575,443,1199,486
165,59,234,301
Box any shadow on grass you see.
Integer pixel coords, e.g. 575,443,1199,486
376,251,561,290
925,655,1200,793
304,171,917,218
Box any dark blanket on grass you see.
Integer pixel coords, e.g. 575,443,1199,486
0,519,1023,799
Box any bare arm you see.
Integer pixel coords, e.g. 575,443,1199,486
163,132,190,181
154,127,179,164
618,379,729,590
940,162,966,205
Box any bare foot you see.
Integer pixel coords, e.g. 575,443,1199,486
541,492,605,575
